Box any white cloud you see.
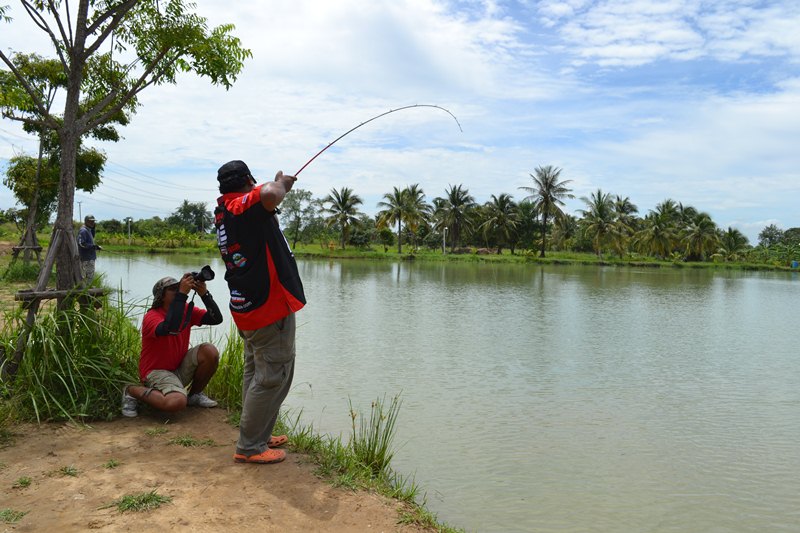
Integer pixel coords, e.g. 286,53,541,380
538,0,800,66
1,0,799,238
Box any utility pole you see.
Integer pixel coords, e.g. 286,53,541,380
126,217,132,245
77,201,83,222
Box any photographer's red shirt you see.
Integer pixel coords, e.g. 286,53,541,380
138,304,206,381
215,185,306,331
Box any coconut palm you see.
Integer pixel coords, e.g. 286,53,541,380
551,213,577,251
633,214,677,259
479,193,519,254
613,195,638,223
434,184,476,251
322,187,363,249
717,227,750,261
579,189,616,257
403,184,431,251
514,200,541,251
611,195,639,258
519,165,574,257
676,202,699,228
376,186,407,253
653,199,679,226
682,212,719,261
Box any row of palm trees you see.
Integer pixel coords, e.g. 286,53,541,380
317,165,751,261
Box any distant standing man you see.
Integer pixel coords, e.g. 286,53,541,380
77,215,101,283
214,160,306,464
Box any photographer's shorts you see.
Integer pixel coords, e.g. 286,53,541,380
143,345,202,396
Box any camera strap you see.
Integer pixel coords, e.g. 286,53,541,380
179,293,197,331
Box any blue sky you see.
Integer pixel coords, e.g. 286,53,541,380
2,0,800,243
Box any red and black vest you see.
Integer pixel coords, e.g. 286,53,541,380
214,186,306,330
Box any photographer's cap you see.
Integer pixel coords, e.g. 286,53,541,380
152,276,179,300
84,215,96,223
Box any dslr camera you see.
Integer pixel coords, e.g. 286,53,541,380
191,265,215,282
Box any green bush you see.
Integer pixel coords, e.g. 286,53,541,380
2,262,42,282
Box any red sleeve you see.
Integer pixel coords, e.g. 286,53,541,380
141,310,161,338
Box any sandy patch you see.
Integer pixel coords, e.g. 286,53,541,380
0,408,427,533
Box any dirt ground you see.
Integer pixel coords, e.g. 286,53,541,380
0,408,429,533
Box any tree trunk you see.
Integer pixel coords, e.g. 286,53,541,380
397,219,402,254
539,213,548,257
292,217,301,248
53,67,84,294
21,136,47,264
54,126,82,294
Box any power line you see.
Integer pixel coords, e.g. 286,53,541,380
0,126,35,141
75,193,166,216
105,161,218,192
98,179,181,202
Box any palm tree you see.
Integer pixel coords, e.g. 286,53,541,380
579,189,616,257
403,184,431,251
322,187,363,249
434,184,476,251
519,165,574,257
654,199,679,223
718,227,749,261
676,202,699,228
376,186,407,253
613,195,638,223
480,193,519,254
612,195,639,258
682,212,719,261
633,214,676,259
551,213,577,251
642,199,682,256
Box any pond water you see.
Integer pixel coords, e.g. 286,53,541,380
99,253,800,532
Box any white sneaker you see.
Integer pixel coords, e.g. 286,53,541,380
121,386,138,418
187,392,218,408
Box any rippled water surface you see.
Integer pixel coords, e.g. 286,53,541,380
101,255,800,532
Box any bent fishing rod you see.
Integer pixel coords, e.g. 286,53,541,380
294,104,463,177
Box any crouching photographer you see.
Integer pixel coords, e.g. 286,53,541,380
122,268,223,417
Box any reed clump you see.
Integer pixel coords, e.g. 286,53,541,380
203,324,244,410
0,293,140,423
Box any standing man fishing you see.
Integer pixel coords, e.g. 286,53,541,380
77,215,101,283
214,160,306,464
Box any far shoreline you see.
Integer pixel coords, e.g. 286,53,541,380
93,242,800,273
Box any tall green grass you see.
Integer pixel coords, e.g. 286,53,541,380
349,394,401,476
2,262,42,282
203,324,244,410
0,292,140,423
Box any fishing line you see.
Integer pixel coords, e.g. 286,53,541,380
294,104,462,176
103,248,171,269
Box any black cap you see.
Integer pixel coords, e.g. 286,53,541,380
217,160,252,182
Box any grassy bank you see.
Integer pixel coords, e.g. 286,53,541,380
287,243,798,272
80,240,800,271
